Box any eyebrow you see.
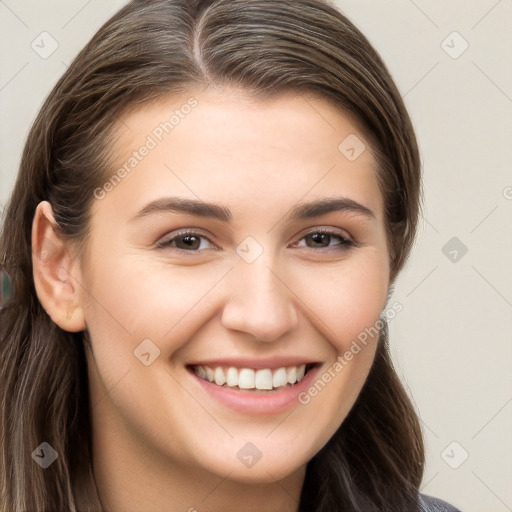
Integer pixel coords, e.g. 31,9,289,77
131,196,375,223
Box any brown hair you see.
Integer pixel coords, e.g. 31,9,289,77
0,1,424,510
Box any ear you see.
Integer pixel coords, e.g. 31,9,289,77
31,201,86,332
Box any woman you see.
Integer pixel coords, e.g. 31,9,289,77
0,0,462,510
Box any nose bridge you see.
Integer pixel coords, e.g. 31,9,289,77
221,252,298,342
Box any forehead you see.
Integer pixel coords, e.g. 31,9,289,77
100,87,384,223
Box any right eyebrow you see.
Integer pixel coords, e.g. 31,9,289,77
130,197,232,223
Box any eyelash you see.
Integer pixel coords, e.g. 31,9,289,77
156,228,356,253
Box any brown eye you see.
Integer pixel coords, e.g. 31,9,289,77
296,230,355,251
157,231,214,251
174,235,201,250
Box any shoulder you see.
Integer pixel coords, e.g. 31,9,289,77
419,493,462,512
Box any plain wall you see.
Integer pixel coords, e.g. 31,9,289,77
1,1,511,511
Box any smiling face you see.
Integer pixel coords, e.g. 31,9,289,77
77,86,390,491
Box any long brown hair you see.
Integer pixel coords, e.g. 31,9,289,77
0,1,424,510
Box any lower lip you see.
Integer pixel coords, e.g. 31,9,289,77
188,365,321,415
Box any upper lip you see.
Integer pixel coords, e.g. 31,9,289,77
187,357,320,370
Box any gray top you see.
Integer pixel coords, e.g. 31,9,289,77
419,494,462,512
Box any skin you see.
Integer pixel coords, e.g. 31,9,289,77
32,86,391,512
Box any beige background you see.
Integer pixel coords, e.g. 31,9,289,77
1,1,511,511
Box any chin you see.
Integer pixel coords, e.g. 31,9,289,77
198,449,309,485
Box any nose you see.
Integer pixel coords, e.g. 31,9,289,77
221,257,299,342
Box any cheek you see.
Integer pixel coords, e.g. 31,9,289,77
288,255,388,448
291,251,388,394
291,251,389,354
81,254,227,355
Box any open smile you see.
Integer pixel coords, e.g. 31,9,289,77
186,360,322,414
190,363,315,392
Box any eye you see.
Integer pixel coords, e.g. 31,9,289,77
294,229,355,251
156,228,355,253
156,230,216,252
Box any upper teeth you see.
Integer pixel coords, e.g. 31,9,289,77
192,364,307,390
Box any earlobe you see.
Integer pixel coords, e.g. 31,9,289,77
31,201,86,333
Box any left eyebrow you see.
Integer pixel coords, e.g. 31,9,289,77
286,197,376,221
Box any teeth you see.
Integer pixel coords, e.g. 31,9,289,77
297,364,306,382
192,364,311,391
214,367,226,386
195,366,207,379
272,367,288,388
205,366,214,383
255,369,273,390
238,368,255,389
226,367,238,387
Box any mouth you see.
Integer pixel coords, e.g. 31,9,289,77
188,363,317,393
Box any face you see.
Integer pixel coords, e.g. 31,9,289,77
78,87,390,485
